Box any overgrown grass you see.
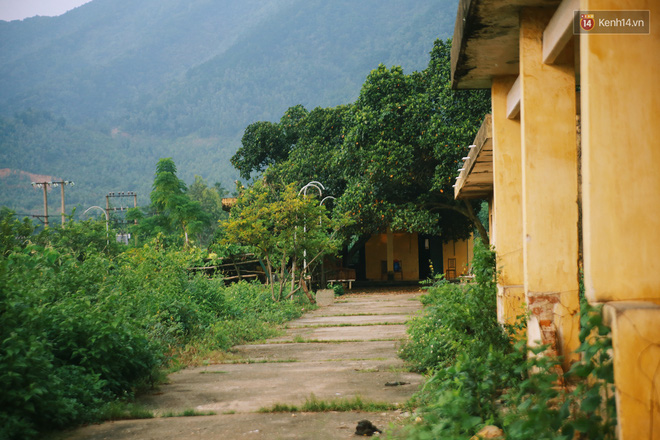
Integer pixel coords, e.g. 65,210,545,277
161,409,217,418
287,322,403,329
395,240,617,440
266,338,399,344
258,394,400,413
0,213,313,440
99,402,155,421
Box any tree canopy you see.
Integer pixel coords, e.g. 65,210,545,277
231,39,491,245
220,181,349,301
128,158,211,247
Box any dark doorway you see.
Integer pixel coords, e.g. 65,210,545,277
418,235,444,281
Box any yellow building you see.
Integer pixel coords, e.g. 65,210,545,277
451,1,659,438
362,230,473,282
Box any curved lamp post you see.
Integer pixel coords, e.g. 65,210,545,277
83,206,109,245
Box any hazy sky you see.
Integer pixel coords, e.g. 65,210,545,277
0,0,92,21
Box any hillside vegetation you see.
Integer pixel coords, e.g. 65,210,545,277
0,0,457,216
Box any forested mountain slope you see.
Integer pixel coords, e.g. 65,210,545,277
0,0,457,216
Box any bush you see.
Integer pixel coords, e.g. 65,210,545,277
0,214,308,438
400,240,507,372
0,244,158,439
398,240,617,439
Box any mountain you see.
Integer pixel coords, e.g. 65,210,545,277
0,0,458,218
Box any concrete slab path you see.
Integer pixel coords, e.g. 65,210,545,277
64,288,424,440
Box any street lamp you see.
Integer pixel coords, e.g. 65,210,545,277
83,206,109,246
319,196,336,286
299,181,324,197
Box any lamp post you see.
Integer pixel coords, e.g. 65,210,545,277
299,181,324,197
319,196,336,286
83,206,109,246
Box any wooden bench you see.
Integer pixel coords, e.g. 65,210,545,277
327,278,355,290
326,267,356,289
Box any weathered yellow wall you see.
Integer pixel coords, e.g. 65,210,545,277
491,77,525,325
581,0,660,304
604,303,660,440
581,1,660,438
442,235,474,280
520,8,580,367
365,232,419,280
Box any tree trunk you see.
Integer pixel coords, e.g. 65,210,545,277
424,201,490,246
463,200,489,246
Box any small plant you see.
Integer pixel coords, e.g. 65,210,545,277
161,409,217,418
397,240,617,439
331,283,345,296
259,394,399,413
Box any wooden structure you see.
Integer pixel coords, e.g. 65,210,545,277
451,1,660,438
454,115,493,200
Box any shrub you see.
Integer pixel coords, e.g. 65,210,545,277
400,239,507,372
398,240,617,439
0,214,308,439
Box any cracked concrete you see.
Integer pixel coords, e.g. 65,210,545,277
63,289,424,440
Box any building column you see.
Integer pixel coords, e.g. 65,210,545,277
386,227,394,275
581,1,660,437
519,8,580,369
491,76,525,326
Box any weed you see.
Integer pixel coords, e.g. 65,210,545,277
396,240,617,439
259,394,399,413
99,402,155,421
161,409,217,418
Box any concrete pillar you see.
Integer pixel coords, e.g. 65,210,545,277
519,8,580,369
386,227,394,274
491,76,525,326
581,1,660,437
581,0,660,303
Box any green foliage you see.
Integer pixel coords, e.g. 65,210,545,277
504,300,617,440
331,283,345,296
220,181,350,301
401,240,506,372
187,175,229,246
398,244,617,439
0,242,158,439
0,212,308,439
128,158,211,248
237,39,490,243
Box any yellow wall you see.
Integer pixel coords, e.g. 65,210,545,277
364,232,419,280
581,0,660,304
442,235,474,280
519,8,580,367
491,77,525,325
581,1,660,437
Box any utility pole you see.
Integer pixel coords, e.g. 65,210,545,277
31,182,49,227
31,180,75,228
106,191,138,244
52,181,75,227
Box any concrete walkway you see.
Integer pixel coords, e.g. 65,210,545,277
65,289,424,440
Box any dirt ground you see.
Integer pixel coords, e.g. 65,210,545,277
62,288,425,440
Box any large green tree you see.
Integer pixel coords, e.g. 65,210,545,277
220,182,349,302
129,158,209,247
231,39,491,246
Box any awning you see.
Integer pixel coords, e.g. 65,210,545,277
454,114,493,200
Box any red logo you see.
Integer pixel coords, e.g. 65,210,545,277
580,14,595,31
